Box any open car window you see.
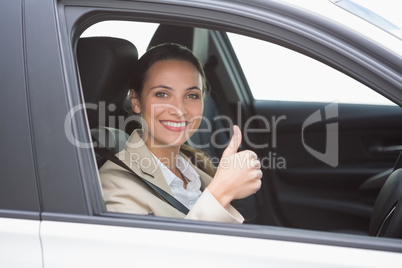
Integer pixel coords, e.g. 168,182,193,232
228,32,396,105
81,21,160,57
76,18,402,241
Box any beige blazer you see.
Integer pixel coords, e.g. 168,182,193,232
99,129,244,223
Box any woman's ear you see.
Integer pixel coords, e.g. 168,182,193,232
129,89,141,114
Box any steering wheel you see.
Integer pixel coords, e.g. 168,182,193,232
369,152,402,238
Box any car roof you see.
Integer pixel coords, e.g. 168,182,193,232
270,0,402,57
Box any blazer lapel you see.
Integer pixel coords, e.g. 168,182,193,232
123,129,215,195
123,129,173,195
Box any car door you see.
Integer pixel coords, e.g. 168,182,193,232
0,0,43,266
223,28,402,233
18,0,402,266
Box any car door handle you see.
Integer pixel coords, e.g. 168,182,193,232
369,145,402,154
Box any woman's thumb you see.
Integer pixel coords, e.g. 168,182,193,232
222,125,241,157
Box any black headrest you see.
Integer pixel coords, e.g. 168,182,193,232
148,25,194,50
77,37,138,128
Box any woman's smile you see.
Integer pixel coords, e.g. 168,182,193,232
160,120,189,131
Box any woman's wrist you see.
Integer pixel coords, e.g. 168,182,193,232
207,183,233,209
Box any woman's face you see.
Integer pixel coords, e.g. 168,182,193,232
131,59,204,149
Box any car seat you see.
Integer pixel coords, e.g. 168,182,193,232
76,36,138,167
369,152,402,238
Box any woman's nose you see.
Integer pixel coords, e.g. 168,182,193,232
169,99,187,116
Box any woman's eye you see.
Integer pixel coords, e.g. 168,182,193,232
155,92,168,98
187,93,200,99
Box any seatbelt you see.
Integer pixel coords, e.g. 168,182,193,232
94,145,190,215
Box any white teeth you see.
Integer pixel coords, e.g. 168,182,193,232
162,121,186,127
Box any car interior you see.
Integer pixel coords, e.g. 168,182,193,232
75,21,402,239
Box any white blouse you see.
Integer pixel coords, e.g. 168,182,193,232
152,154,202,209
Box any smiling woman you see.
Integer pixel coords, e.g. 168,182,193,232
99,43,263,222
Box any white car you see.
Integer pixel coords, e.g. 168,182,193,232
1,0,401,267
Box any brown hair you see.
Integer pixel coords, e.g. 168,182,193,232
130,43,217,177
180,144,217,177
130,43,208,98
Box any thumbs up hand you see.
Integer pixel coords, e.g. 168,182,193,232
207,125,262,209
221,123,242,157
